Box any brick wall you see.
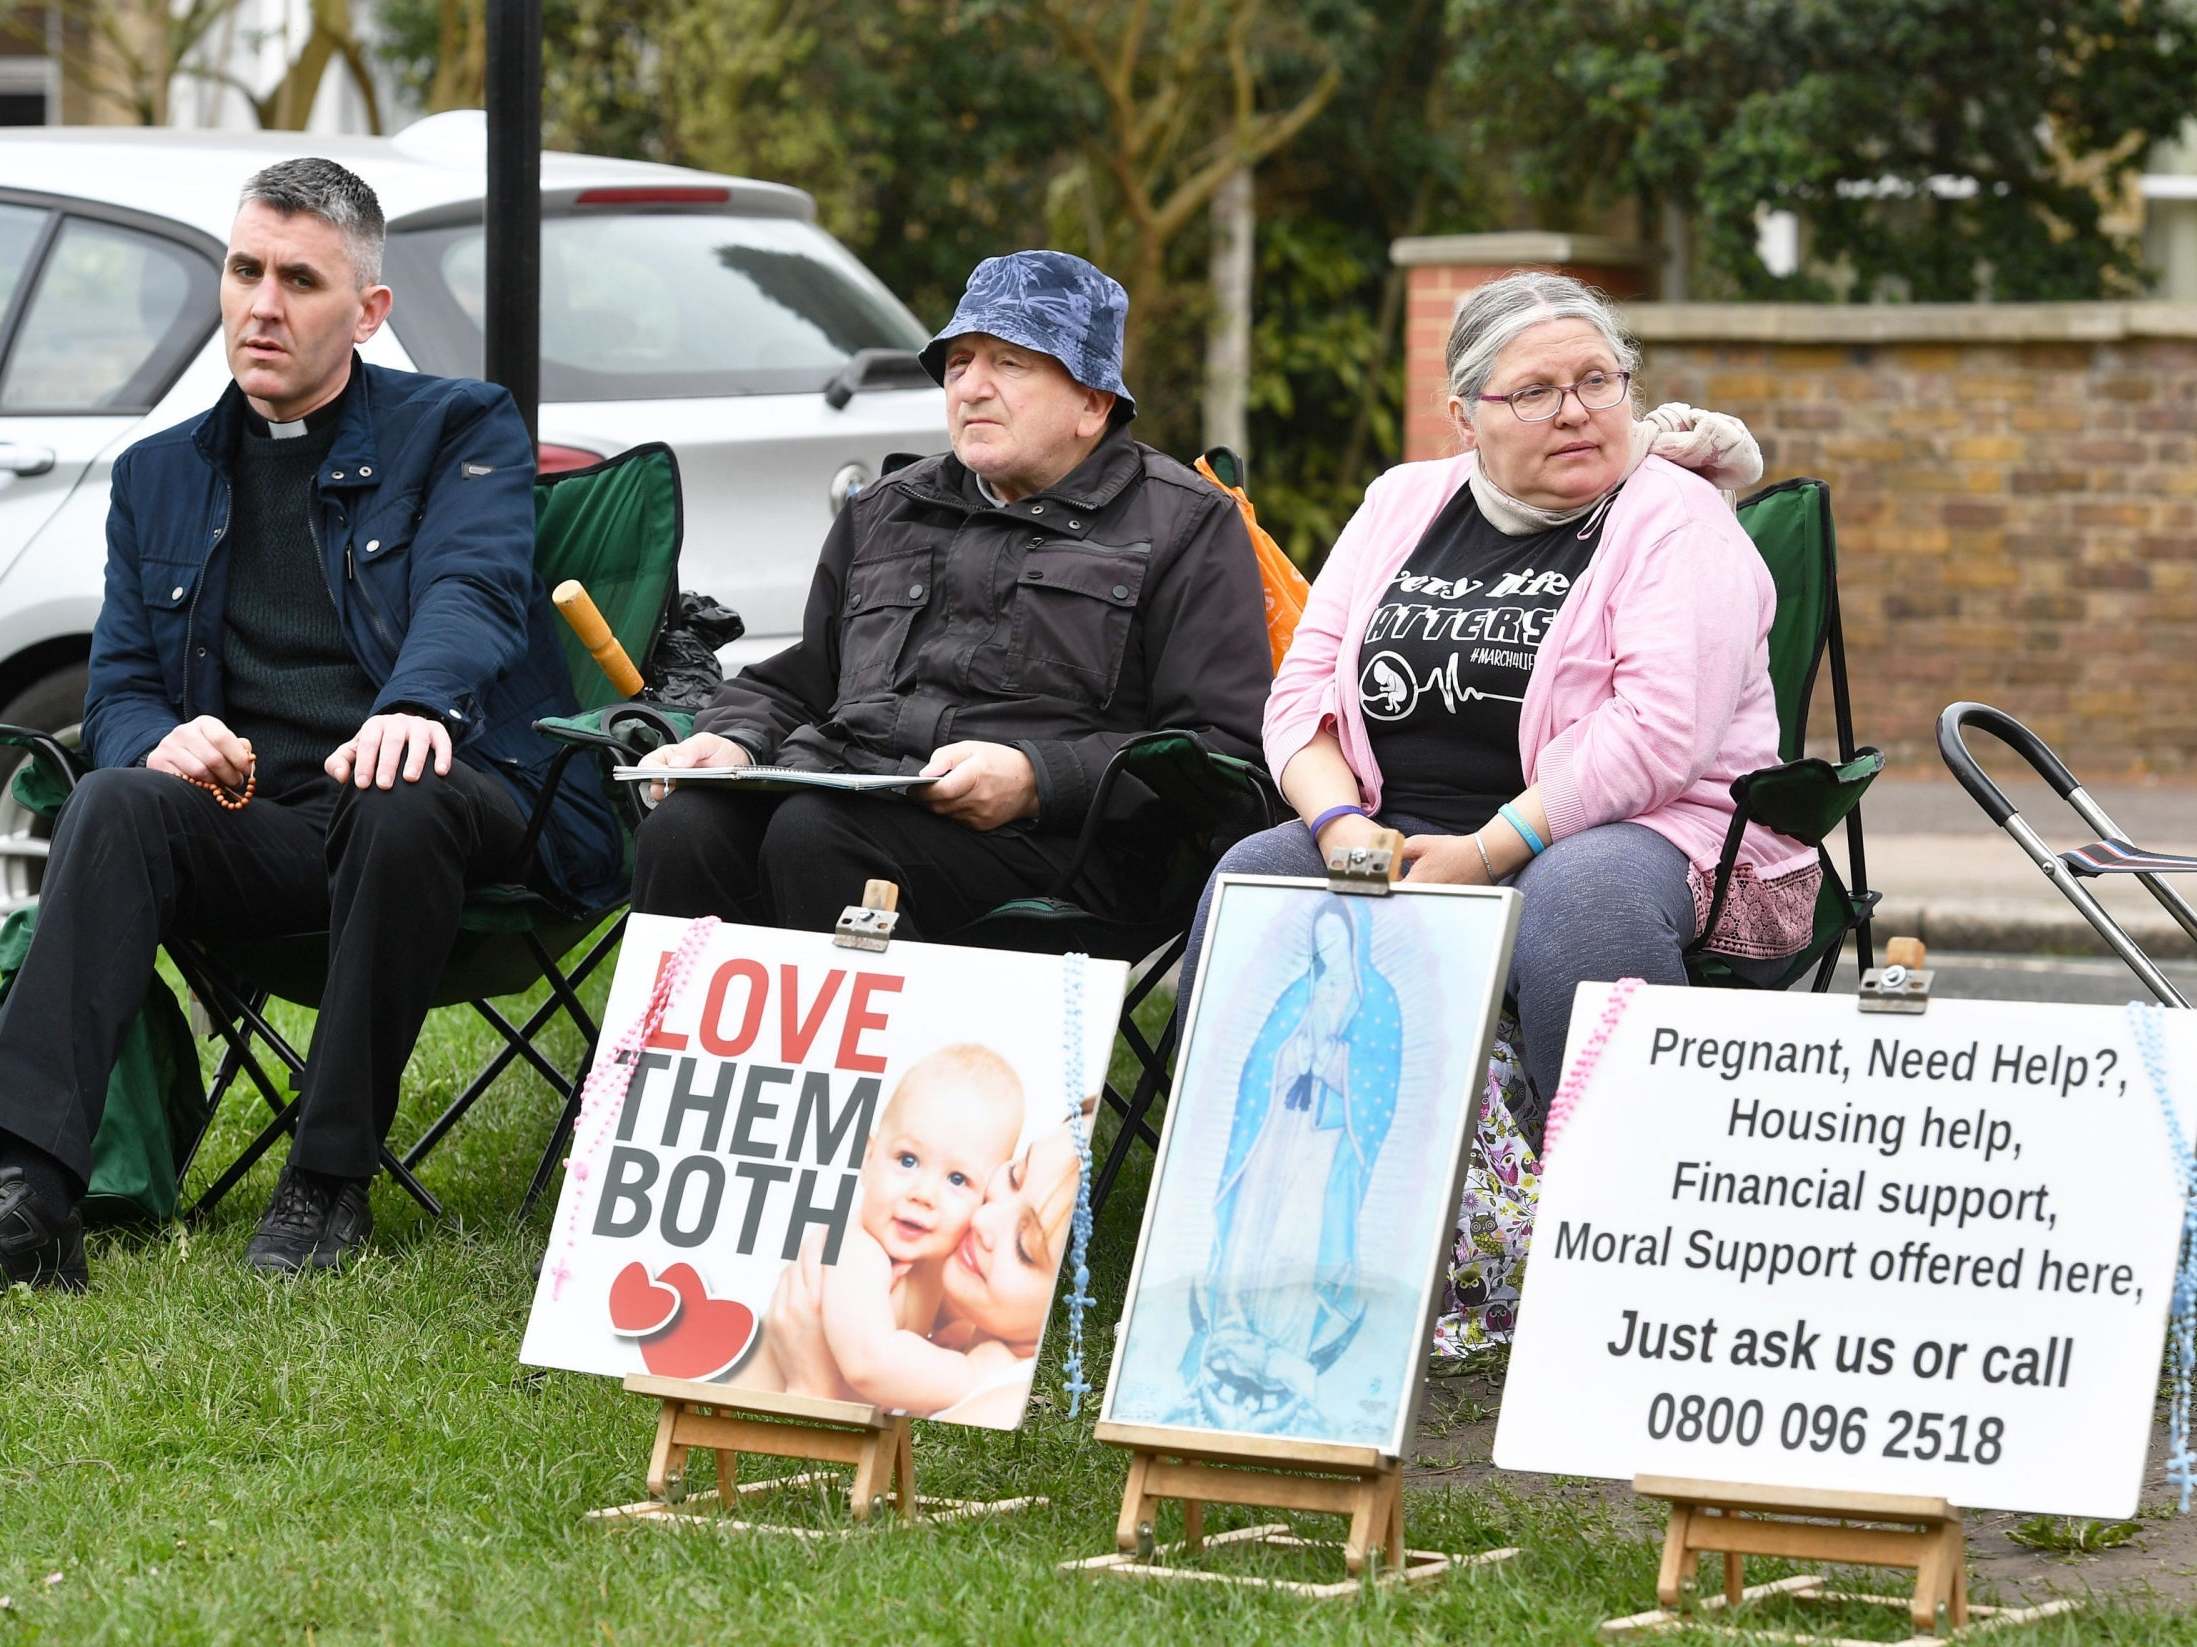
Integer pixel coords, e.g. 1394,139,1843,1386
1396,234,1654,467
1396,284,2197,779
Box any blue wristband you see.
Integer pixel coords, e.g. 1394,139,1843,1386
1308,803,1370,841
1499,803,1547,857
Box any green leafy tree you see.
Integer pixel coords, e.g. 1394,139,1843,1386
1451,0,2197,299
1237,0,1483,561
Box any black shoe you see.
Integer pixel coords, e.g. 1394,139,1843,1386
0,1164,87,1292
245,1165,372,1275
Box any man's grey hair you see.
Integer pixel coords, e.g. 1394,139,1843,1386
238,157,386,288
1444,270,1638,416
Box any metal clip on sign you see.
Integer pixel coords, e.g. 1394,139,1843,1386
1858,936,1933,1015
1326,828,1406,896
834,880,901,951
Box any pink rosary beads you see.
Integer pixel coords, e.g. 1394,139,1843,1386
1538,976,1642,1158
547,915,719,1300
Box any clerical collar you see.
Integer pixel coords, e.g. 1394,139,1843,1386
244,382,349,442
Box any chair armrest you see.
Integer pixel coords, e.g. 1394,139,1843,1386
1728,750,1884,847
523,704,697,852
1689,748,1884,956
1046,728,1283,902
535,703,693,759
0,723,89,820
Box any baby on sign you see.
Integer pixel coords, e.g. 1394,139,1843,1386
733,1043,1023,1402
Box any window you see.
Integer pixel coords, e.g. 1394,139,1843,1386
387,212,930,401
0,201,47,327
0,215,217,413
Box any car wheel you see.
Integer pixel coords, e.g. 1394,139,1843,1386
0,661,87,914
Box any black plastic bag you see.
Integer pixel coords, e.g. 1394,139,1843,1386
645,591,745,709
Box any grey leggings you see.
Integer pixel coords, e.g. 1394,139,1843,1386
1179,815,1700,1147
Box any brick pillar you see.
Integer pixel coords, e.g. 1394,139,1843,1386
1391,233,1657,461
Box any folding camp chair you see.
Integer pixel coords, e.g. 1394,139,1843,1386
0,442,687,1222
1939,701,2197,1009
951,730,1282,1215
1686,476,1884,991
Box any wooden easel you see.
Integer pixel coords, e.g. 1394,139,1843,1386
1604,1476,2073,1643
590,1376,918,1534
588,880,1042,1536
1602,942,2072,1643
1065,831,1518,1595
1063,1422,1512,1595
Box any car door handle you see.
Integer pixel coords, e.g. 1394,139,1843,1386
0,443,54,477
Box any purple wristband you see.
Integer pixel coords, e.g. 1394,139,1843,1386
1308,803,1371,841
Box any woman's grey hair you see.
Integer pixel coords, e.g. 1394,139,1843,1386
238,157,386,288
1443,270,1638,415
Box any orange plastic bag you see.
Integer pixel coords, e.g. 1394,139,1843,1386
1195,450,1308,670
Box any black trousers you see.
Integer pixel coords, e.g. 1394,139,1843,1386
0,763,527,1184
630,787,1120,939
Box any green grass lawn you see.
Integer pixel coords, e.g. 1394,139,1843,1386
3,937,2192,1644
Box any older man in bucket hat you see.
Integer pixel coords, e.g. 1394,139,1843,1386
631,249,1271,937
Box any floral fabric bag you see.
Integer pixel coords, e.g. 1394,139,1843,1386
1432,1013,1540,1358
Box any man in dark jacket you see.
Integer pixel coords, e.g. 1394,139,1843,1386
0,158,619,1289
631,249,1270,938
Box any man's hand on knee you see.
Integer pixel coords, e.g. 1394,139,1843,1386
919,741,1038,831
148,716,253,789
636,731,750,803
326,712,454,789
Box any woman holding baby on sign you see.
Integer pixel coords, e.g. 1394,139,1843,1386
731,1043,1088,1427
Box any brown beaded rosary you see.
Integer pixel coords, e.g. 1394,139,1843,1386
181,757,256,812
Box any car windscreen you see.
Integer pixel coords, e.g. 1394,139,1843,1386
384,211,931,401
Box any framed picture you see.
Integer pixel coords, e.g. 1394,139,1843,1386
1100,876,1520,1454
520,913,1128,1431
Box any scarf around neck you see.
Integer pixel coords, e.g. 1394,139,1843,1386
1466,419,1653,537
1465,402,1764,536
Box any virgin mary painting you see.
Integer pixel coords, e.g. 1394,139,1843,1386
1178,898,1403,1432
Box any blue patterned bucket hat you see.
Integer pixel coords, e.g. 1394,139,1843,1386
919,249,1136,421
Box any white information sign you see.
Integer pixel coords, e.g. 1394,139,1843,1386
1494,984,2194,1518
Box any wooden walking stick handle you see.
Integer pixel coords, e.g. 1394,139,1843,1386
553,579,644,697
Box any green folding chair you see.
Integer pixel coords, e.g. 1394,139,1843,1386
1687,476,1883,991
0,441,689,1221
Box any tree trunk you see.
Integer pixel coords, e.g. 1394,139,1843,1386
1202,164,1253,458
1659,199,1691,301
1123,231,1164,410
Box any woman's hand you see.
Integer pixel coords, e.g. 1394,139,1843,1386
763,1243,841,1393
1400,832,1491,885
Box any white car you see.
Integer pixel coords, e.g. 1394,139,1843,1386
0,113,948,909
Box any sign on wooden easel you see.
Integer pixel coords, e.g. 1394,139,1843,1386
1496,941,2193,1638
1067,842,1524,1590
519,885,1127,1529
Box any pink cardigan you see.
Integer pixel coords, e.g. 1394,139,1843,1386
1265,452,1819,957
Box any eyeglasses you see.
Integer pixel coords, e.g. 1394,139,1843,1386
1477,370,1632,423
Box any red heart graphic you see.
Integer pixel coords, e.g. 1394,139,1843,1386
637,1263,758,1382
606,1261,681,1337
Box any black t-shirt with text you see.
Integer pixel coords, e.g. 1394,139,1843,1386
1360,484,1606,835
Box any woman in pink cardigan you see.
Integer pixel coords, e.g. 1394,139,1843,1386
1189,271,1817,1146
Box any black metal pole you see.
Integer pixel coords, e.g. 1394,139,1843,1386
483,0,542,445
